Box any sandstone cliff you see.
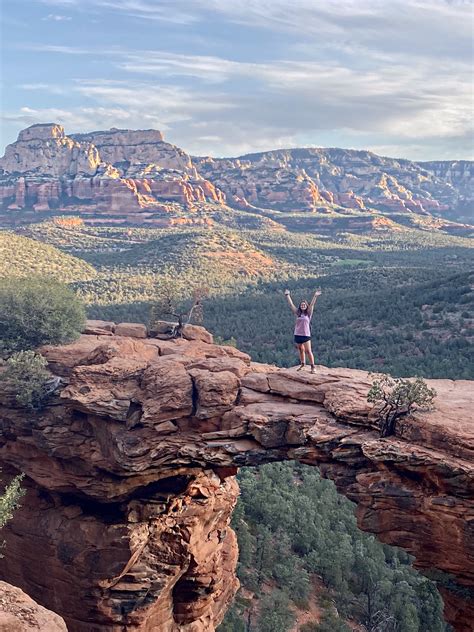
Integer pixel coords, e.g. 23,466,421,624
419,161,474,221
0,125,225,217
1,124,472,224
0,325,472,631
194,148,463,215
1,124,101,177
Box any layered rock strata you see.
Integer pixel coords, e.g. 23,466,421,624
1,124,472,221
0,125,225,216
194,148,465,214
0,326,472,631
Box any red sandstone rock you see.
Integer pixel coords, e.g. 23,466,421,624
149,321,214,344
182,324,214,344
0,124,471,222
0,581,68,631
0,329,472,631
83,319,116,335
0,125,228,217
115,322,148,338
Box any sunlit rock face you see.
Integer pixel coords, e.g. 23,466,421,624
1,124,472,224
1,123,101,177
194,148,469,215
0,324,472,631
0,125,225,217
71,128,192,174
0,580,68,631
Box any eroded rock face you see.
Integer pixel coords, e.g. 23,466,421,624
1,124,472,223
0,580,68,631
1,123,101,177
0,125,225,217
0,328,472,631
194,148,468,215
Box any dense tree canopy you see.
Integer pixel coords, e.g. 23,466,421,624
220,464,448,632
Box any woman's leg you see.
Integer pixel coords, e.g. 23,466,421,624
297,343,306,367
304,341,315,371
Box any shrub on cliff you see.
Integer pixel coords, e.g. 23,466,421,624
0,351,56,410
0,276,86,353
368,374,437,437
0,472,25,556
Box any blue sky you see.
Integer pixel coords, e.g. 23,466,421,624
1,0,473,159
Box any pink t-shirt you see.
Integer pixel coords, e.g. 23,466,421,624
294,312,311,337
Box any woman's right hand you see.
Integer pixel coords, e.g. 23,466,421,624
284,289,290,296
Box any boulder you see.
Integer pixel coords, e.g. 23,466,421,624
150,320,213,344
83,319,115,335
114,322,147,338
0,581,67,631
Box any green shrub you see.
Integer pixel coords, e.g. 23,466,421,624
301,611,351,632
0,472,25,557
214,336,238,348
368,374,437,437
257,591,294,632
1,351,54,410
0,276,86,353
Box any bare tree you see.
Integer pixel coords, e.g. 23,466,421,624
150,278,208,339
367,374,437,437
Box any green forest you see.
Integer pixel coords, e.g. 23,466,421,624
219,464,448,632
1,215,473,630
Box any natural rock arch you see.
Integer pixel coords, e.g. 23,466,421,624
0,326,472,631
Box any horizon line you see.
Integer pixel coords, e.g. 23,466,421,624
2,122,473,165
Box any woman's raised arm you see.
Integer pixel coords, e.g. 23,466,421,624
284,289,298,314
309,289,322,315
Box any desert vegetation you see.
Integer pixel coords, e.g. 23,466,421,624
0,276,86,354
0,473,24,556
367,375,437,437
0,351,56,410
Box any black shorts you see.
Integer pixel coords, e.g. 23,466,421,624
294,335,311,344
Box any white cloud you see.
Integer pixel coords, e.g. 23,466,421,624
6,44,473,158
38,0,473,61
19,83,68,95
3,106,140,136
21,44,92,55
39,0,197,23
188,0,473,58
42,13,72,20
4,0,473,158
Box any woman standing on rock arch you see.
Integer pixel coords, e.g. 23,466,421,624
284,288,322,373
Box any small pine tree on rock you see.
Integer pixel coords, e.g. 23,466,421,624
368,374,437,437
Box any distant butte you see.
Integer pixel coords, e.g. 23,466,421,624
0,323,472,631
0,123,472,227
